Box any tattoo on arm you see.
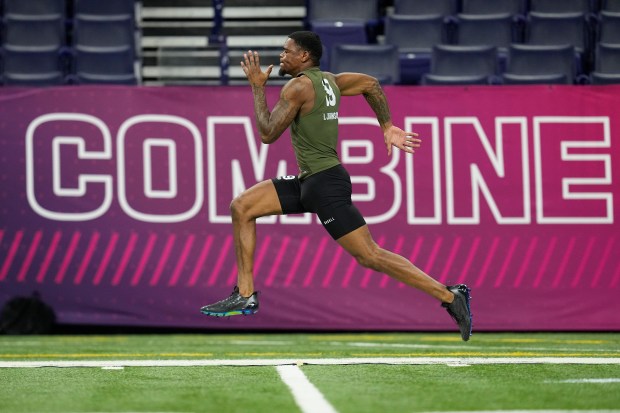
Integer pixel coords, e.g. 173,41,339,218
363,81,392,128
252,85,271,135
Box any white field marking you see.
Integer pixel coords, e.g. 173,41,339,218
548,378,620,383
417,411,620,413
276,365,338,413
331,341,620,353
228,340,293,345
101,366,124,370
1,357,620,368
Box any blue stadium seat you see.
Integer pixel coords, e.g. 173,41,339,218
384,14,448,84
2,16,66,49
590,43,620,84
598,11,620,44
393,0,458,16
529,0,594,14
461,0,526,16
74,0,136,17
310,20,367,71
331,44,400,84
73,13,136,52
1,44,66,86
307,0,379,22
602,0,620,11
422,44,499,85
502,44,578,84
73,45,139,85
3,0,65,18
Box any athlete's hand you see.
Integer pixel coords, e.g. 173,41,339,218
241,50,273,88
384,125,420,156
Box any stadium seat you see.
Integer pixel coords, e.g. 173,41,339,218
73,45,139,85
598,11,620,44
2,16,66,49
310,20,367,71
1,44,66,86
461,0,526,16
502,73,568,84
454,13,516,52
307,0,379,23
526,12,588,53
393,0,458,16
384,14,448,84
454,13,516,73
525,12,589,74
331,44,400,84
601,0,620,11
502,44,577,84
422,44,499,85
3,0,65,18
73,0,136,17
590,42,620,84
529,0,594,14
73,13,137,52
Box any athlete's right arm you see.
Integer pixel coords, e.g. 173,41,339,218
241,50,306,144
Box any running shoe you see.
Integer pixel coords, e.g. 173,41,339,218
441,284,473,341
200,286,259,317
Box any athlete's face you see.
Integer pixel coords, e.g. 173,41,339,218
279,38,305,77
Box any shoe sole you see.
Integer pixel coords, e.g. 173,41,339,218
200,308,258,317
456,286,473,341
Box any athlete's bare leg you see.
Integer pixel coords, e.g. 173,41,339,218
337,225,454,303
229,180,283,297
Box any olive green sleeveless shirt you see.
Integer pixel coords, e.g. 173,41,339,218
291,67,341,180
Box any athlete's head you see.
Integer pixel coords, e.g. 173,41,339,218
279,31,322,76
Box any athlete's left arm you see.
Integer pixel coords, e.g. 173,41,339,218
332,72,421,156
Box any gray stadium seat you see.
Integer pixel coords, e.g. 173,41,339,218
384,14,448,84
2,16,66,49
73,45,138,85
602,0,620,11
393,0,458,16
310,20,367,71
590,43,620,84
529,0,594,14
461,0,526,16
331,44,400,85
1,44,66,86
3,0,65,18
307,0,379,22
422,44,499,85
74,0,136,17
502,44,577,84
598,11,620,44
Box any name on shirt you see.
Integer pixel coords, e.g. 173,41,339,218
323,112,338,121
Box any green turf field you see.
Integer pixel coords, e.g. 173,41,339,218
1,332,619,413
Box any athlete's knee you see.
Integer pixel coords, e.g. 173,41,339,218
230,193,252,221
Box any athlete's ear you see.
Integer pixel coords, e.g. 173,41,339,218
301,50,310,63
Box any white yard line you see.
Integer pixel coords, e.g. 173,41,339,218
276,365,338,413
418,411,620,413
1,357,620,368
548,378,620,383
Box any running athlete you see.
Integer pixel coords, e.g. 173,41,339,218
200,31,473,340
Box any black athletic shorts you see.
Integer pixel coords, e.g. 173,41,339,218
271,164,366,240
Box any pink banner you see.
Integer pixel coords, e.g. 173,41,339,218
0,84,618,331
